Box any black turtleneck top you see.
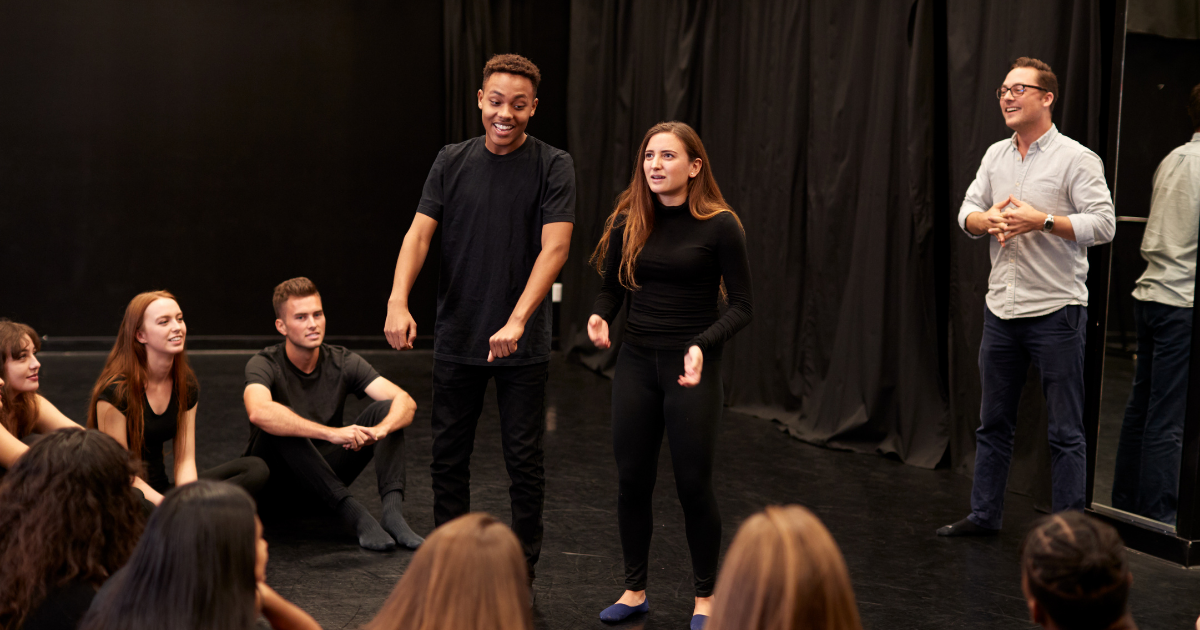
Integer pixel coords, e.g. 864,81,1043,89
592,197,753,357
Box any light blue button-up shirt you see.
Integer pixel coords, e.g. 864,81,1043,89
958,125,1116,319
1132,133,1200,308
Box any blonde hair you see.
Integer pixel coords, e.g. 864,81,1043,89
707,505,862,630
366,513,531,630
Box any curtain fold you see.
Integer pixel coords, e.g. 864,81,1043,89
563,0,949,468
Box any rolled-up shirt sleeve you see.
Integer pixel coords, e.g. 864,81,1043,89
1065,152,1116,247
958,153,993,238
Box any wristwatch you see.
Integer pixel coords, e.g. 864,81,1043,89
1042,214,1055,233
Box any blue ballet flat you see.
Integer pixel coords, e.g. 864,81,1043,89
599,600,649,623
690,613,709,630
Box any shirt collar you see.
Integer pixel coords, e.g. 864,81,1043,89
1009,124,1059,153
1191,132,1200,143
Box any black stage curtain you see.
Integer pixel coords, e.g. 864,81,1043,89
561,0,949,468
443,0,570,148
946,0,1107,505
0,0,445,337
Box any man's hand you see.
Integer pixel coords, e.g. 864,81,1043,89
328,425,373,451
999,198,1048,240
678,346,704,388
968,195,1014,245
360,425,388,446
384,303,417,350
487,320,525,362
588,314,611,349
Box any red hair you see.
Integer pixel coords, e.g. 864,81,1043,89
87,292,194,469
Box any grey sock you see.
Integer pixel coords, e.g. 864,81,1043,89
381,490,424,549
336,497,395,551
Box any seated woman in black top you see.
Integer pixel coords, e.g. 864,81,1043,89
82,481,320,630
589,121,753,629
0,320,82,472
87,291,268,505
0,429,144,630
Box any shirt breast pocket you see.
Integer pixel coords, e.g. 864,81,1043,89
1033,184,1061,215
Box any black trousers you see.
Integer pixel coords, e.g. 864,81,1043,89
612,343,723,597
245,400,406,508
431,359,548,575
194,457,270,496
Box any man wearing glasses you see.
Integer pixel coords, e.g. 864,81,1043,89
939,57,1115,536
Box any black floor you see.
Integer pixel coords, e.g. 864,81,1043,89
35,350,1200,630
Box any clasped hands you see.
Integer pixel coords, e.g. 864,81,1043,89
329,424,385,451
587,314,704,387
977,195,1048,247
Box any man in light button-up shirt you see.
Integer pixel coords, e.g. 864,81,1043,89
1113,84,1200,525
939,57,1115,537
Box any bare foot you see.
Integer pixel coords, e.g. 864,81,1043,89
615,590,646,607
693,595,713,617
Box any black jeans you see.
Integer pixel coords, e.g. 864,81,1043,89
970,306,1087,530
612,343,723,597
246,400,406,508
1113,300,1193,524
431,359,548,575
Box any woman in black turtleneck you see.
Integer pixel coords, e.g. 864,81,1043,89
588,121,753,630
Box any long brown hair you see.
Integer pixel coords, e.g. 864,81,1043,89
0,429,145,630
590,121,741,290
0,319,40,440
366,513,532,630
707,505,862,630
87,291,194,466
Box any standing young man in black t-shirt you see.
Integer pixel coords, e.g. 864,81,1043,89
384,54,575,579
245,277,422,551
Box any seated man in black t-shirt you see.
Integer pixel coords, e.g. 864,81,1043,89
243,277,422,551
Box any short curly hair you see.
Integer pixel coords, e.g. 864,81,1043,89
482,54,541,95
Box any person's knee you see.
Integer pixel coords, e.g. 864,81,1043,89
245,457,271,494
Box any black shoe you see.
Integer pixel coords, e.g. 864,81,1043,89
937,517,999,537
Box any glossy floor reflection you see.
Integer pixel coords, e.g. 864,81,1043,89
36,350,1200,630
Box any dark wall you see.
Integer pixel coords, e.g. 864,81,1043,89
0,0,444,337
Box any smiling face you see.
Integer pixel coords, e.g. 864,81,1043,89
275,294,325,350
478,72,537,155
136,298,187,357
2,335,40,394
643,132,702,205
1000,67,1054,133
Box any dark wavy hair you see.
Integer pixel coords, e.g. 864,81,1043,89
0,319,41,440
1021,512,1131,630
0,429,145,630
81,480,259,630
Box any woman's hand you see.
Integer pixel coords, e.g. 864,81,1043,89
588,315,611,349
678,346,703,387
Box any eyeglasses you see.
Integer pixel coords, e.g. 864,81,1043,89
996,84,1049,99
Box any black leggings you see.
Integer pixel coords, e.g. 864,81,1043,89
612,343,723,597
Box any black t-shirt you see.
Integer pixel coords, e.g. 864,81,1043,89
98,375,199,493
417,135,576,366
592,197,754,358
21,580,97,630
243,344,380,443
